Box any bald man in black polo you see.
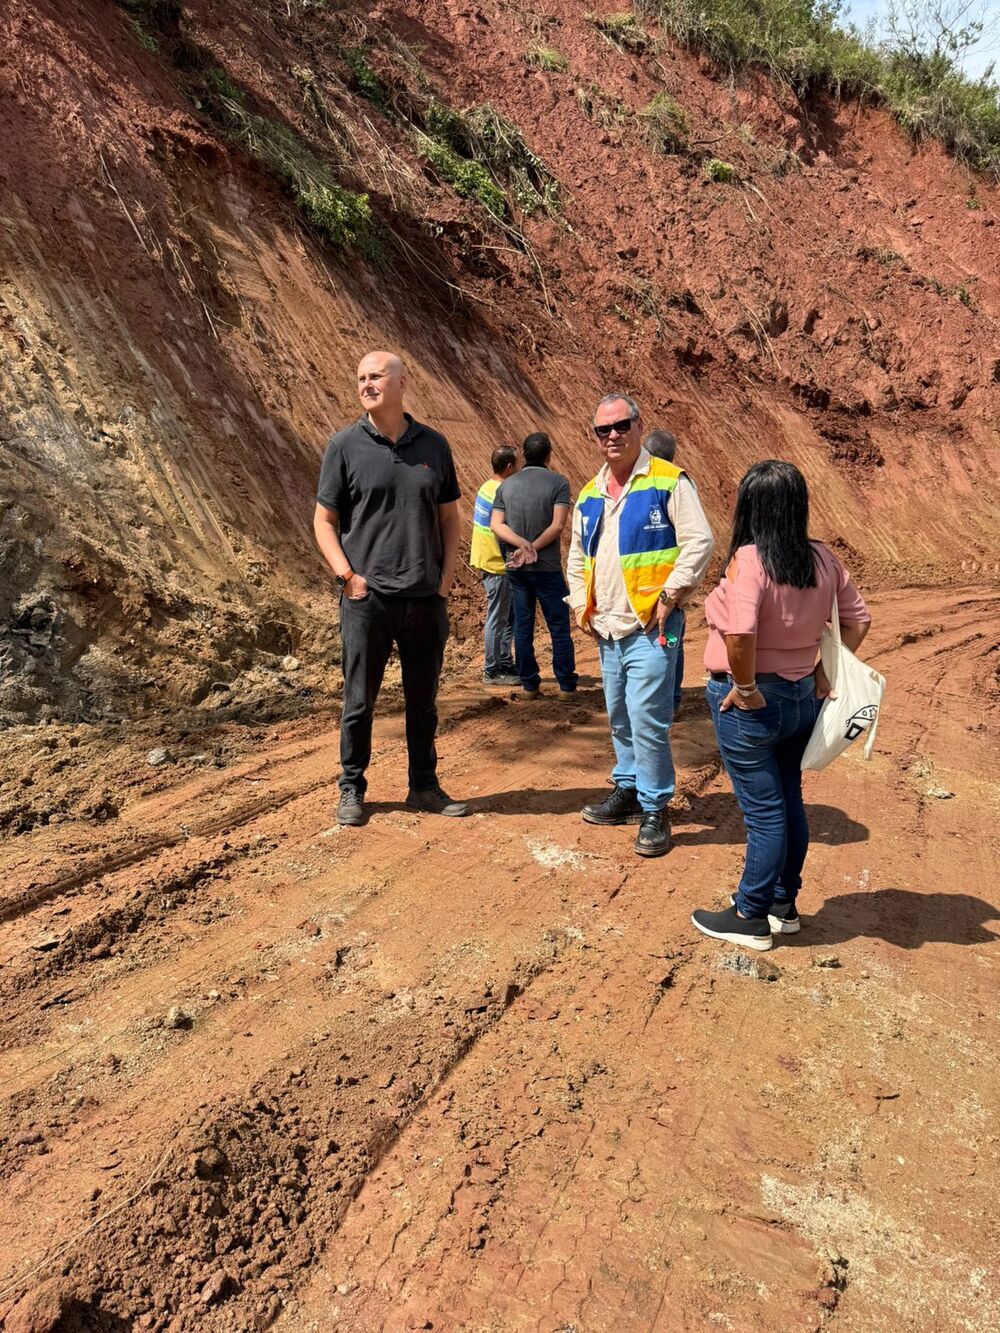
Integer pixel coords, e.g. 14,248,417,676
314,351,468,825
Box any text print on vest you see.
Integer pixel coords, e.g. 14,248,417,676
644,503,668,531
844,704,879,741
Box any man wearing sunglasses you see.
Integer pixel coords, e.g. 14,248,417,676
567,395,714,856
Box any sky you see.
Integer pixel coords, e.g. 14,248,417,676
843,0,1000,78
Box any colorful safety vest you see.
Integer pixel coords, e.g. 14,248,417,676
470,478,505,575
576,457,684,628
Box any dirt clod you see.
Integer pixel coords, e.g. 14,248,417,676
716,952,782,981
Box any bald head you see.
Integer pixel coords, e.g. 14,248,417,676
357,350,407,421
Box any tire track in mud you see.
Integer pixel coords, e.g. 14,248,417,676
0,905,615,1327
0,692,645,1326
4,592,998,1331
0,684,560,928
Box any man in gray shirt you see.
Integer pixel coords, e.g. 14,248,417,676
490,433,577,698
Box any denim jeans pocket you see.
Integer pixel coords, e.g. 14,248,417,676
732,701,782,744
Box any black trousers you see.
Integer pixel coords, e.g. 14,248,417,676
338,590,449,794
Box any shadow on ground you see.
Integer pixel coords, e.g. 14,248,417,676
672,791,869,847
790,888,1000,949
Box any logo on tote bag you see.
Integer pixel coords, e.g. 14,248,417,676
844,704,879,741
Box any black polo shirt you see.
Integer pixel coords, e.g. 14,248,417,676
317,414,461,596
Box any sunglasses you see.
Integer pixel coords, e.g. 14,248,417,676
593,416,635,440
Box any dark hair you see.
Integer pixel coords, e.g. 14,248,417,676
643,430,677,462
522,432,552,467
727,460,816,588
491,445,517,474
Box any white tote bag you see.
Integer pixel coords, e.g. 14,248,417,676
801,592,885,772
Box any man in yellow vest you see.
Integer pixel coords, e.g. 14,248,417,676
470,445,520,685
567,395,714,857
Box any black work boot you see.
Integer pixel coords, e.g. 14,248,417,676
634,811,671,857
405,784,469,817
581,784,642,826
337,788,365,826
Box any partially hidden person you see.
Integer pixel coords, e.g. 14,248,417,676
644,429,686,716
489,432,578,700
568,395,715,857
470,444,520,686
314,350,469,826
691,460,871,951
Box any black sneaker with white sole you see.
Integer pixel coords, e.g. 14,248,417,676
337,788,365,826
691,905,773,951
729,895,801,933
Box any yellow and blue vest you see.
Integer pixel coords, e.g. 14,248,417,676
576,458,684,627
470,478,505,575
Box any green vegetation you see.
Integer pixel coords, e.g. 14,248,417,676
342,47,388,108
526,43,569,72
704,156,739,182
203,72,380,258
635,0,1000,176
421,100,560,216
128,16,158,52
638,92,689,152
590,12,653,54
417,134,508,216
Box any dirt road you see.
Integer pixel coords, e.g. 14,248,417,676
0,586,997,1333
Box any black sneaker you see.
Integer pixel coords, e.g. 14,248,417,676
405,785,469,817
729,895,801,934
581,784,642,826
337,788,365,826
692,905,773,951
634,811,671,857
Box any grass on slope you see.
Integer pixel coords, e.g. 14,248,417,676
636,0,1000,176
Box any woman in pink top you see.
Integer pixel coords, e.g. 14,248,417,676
691,461,871,952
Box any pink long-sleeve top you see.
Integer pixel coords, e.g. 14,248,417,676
703,542,871,680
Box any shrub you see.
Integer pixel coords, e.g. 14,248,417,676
342,47,388,108
526,44,569,72
421,100,560,216
417,134,508,217
202,72,380,258
636,0,1000,176
590,12,652,54
638,92,689,152
704,156,738,182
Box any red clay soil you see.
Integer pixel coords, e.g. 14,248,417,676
0,590,997,1331
1,0,1000,1328
1,0,998,731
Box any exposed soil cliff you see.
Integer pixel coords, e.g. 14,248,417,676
2,0,999,731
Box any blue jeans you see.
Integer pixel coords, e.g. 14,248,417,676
507,568,577,692
597,611,681,812
707,674,823,921
482,572,515,676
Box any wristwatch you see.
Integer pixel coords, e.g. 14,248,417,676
336,571,354,589
658,590,673,606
